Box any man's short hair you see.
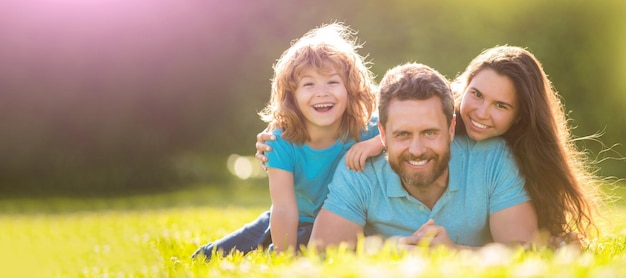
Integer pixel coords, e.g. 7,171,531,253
378,63,454,127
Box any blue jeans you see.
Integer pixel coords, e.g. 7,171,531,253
191,210,313,260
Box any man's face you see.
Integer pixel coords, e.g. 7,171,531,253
379,97,455,189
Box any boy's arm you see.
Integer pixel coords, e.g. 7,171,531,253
345,135,383,172
309,208,364,250
268,168,299,253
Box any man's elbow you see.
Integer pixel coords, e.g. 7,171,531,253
308,231,359,251
308,209,362,250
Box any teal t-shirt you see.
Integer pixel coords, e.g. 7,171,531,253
265,117,379,223
322,135,529,246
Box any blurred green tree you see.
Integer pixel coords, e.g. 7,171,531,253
0,0,623,196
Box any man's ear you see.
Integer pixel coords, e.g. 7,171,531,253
377,121,386,147
449,114,456,143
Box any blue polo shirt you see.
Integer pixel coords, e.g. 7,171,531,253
322,135,529,246
266,117,379,223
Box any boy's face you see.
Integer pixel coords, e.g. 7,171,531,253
379,97,455,190
295,67,348,136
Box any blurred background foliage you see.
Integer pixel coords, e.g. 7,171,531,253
0,0,624,197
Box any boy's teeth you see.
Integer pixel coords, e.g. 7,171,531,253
314,104,333,108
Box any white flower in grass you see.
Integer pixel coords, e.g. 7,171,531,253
554,245,582,264
478,243,514,266
399,255,427,276
513,258,548,276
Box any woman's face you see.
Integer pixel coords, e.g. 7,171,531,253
459,68,519,141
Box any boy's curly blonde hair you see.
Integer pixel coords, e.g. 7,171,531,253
259,23,377,144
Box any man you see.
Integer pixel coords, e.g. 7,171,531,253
309,63,537,250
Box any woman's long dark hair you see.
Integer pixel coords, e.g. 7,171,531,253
453,46,600,240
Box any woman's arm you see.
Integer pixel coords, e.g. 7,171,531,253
267,168,299,253
489,201,538,246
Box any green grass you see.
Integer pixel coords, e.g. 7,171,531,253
2,184,626,277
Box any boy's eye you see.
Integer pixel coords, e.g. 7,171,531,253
302,82,314,87
471,90,482,98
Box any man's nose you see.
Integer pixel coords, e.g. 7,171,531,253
408,137,426,156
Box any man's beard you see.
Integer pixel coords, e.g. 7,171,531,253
388,150,450,188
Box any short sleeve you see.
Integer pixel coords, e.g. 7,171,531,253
488,142,530,214
265,129,295,173
322,155,369,226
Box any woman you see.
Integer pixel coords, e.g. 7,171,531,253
451,45,601,247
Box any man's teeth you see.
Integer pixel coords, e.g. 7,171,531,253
471,119,488,129
408,160,428,166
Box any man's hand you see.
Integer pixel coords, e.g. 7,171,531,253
397,219,456,249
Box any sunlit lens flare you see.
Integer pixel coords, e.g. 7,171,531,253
227,154,266,180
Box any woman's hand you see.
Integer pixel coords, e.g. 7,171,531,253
549,232,584,250
255,130,276,170
345,135,383,172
